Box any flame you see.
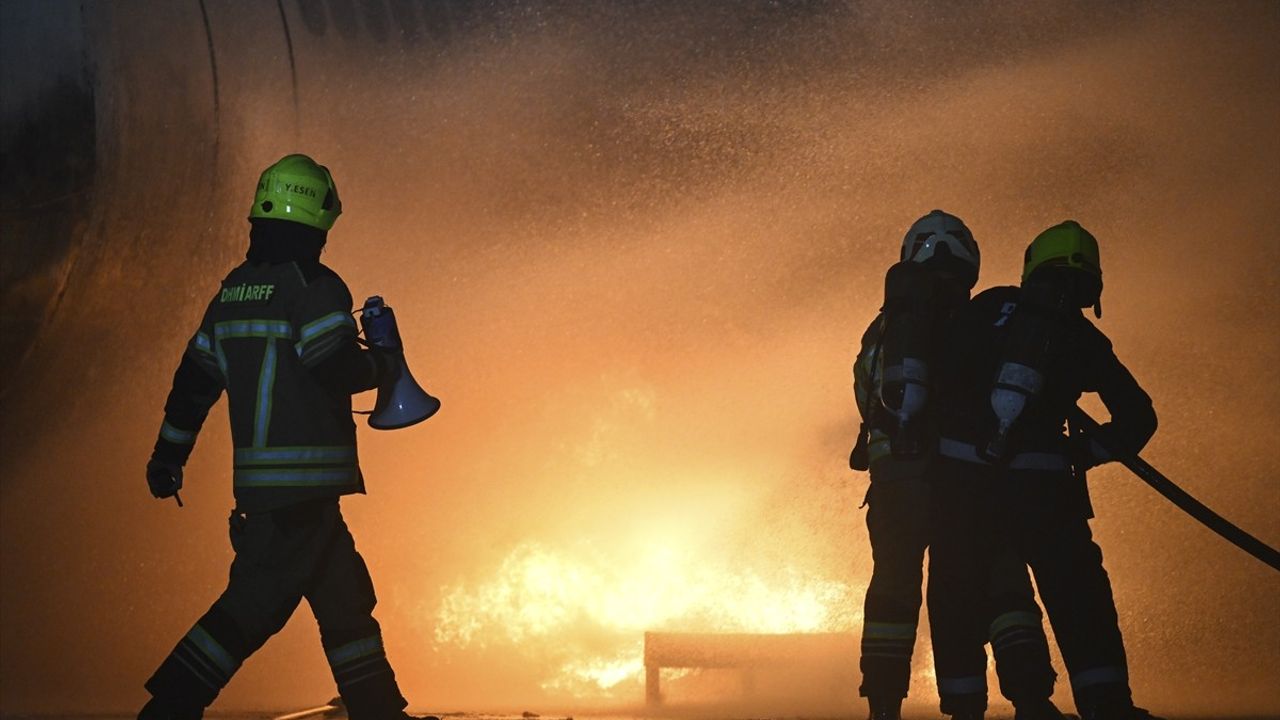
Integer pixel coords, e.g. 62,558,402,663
433,537,862,698
427,383,864,700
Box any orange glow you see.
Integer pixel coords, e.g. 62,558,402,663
432,538,860,697
2,1,1279,716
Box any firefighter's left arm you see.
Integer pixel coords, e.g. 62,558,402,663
849,315,885,471
151,353,225,468
293,268,359,368
290,267,395,394
308,338,397,395
852,315,883,422
1083,329,1157,463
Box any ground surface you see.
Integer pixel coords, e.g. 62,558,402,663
5,707,1274,712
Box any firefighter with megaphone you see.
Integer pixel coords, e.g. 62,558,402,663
929,221,1164,720
139,154,438,720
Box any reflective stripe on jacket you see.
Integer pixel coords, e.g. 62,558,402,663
186,260,365,511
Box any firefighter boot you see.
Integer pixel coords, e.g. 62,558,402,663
868,697,902,720
348,710,439,720
137,696,202,720
1080,704,1164,720
1014,698,1071,720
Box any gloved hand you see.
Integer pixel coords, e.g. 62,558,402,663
1070,432,1114,473
849,422,871,471
146,457,184,500
370,344,403,382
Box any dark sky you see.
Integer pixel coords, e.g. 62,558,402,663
2,0,1278,714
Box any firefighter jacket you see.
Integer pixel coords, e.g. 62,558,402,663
936,285,1157,466
152,259,383,512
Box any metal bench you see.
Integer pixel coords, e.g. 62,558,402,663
643,631,857,706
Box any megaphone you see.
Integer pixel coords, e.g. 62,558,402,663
360,295,441,430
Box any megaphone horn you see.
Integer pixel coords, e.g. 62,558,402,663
360,295,441,430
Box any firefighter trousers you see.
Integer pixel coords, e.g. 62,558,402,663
928,461,1058,712
859,460,1055,715
145,499,408,717
989,466,1133,712
859,465,931,703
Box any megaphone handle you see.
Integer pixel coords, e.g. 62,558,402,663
173,490,183,508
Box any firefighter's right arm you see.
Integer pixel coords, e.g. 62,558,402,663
151,353,224,468
147,296,225,500
1080,328,1158,466
147,346,224,501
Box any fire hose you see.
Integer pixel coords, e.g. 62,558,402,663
1070,408,1280,573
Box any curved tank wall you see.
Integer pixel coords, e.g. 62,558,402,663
2,0,1279,714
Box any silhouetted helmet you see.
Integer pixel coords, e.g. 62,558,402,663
249,154,342,231
900,209,980,288
1023,220,1103,316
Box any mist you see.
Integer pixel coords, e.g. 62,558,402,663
2,0,1278,715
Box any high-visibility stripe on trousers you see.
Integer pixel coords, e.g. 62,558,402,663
859,474,930,702
988,609,1056,703
325,634,398,698
145,605,249,707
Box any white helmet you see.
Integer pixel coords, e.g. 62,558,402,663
900,210,980,280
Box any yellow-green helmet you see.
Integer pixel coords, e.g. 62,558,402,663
249,154,341,231
1023,220,1101,282
1023,220,1103,316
